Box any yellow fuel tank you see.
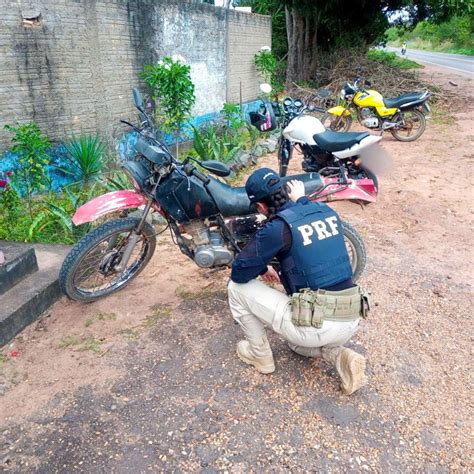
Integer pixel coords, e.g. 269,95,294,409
354,90,397,117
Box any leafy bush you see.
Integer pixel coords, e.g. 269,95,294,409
0,170,21,224
191,125,242,164
59,134,107,188
142,56,196,156
4,122,51,216
254,47,284,97
222,103,245,131
28,188,90,244
105,169,134,191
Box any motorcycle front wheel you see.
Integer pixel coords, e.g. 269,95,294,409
59,217,156,302
390,109,426,142
342,221,367,283
321,112,353,132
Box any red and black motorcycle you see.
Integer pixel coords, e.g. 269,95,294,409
60,89,367,302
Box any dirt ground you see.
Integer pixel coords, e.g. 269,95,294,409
1,65,473,472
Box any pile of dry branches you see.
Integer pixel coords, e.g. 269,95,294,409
289,49,455,109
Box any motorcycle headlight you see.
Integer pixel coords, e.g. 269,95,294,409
340,89,346,100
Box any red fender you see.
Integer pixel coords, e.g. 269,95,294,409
72,190,150,225
313,177,377,204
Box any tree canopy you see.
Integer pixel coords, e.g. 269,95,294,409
240,0,471,82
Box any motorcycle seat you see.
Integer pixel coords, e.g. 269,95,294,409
313,130,369,153
206,173,325,217
383,92,427,109
207,178,254,217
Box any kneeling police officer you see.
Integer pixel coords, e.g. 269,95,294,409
228,168,369,395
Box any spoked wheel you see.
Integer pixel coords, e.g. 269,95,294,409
60,217,156,302
342,221,367,283
390,109,426,142
321,112,353,132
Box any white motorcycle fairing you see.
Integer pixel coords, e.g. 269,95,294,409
332,135,383,158
283,114,382,158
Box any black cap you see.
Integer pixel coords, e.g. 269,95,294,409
245,168,282,203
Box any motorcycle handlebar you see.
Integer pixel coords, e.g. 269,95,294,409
183,163,210,184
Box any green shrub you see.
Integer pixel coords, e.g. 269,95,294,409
254,47,284,97
28,188,92,244
367,50,422,69
142,56,196,157
191,125,242,164
4,122,51,216
60,134,107,188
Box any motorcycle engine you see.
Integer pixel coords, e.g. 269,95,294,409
360,108,379,128
181,221,234,268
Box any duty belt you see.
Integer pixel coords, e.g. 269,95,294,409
290,286,370,329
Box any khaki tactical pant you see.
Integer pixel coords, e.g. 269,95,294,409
228,279,361,354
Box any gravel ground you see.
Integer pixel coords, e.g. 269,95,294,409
0,66,473,472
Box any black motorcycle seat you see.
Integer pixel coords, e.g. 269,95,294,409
313,130,369,153
383,92,426,109
207,178,254,217
206,173,325,217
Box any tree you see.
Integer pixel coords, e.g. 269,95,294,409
241,0,469,83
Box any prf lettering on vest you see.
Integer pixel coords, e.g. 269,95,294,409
297,216,339,246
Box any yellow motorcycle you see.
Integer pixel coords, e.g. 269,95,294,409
321,78,431,142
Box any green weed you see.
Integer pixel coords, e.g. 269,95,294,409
120,327,141,340
84,311,117,327
79,337,104,354
144,304,172,327
58,335,105,353
430,105,456,126
175,287,221,301
58,335,81,348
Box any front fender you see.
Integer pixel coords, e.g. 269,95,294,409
327,106,351,117
72,190,149,226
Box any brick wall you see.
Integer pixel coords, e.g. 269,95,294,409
227,11,272,104
0,0,271,150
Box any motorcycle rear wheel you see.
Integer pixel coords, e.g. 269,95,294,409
342,221,366,283
390,109,426,142
321,113,353,132
60,217,156,302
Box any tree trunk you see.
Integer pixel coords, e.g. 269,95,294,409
285,6,320,84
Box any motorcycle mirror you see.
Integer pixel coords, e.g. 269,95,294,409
364,80,372,87
200,160,231,177
259,83,272,94
132,87,145,112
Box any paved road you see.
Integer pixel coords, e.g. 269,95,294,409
386,46,474,75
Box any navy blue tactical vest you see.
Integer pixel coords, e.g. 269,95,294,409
277,201,352,294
